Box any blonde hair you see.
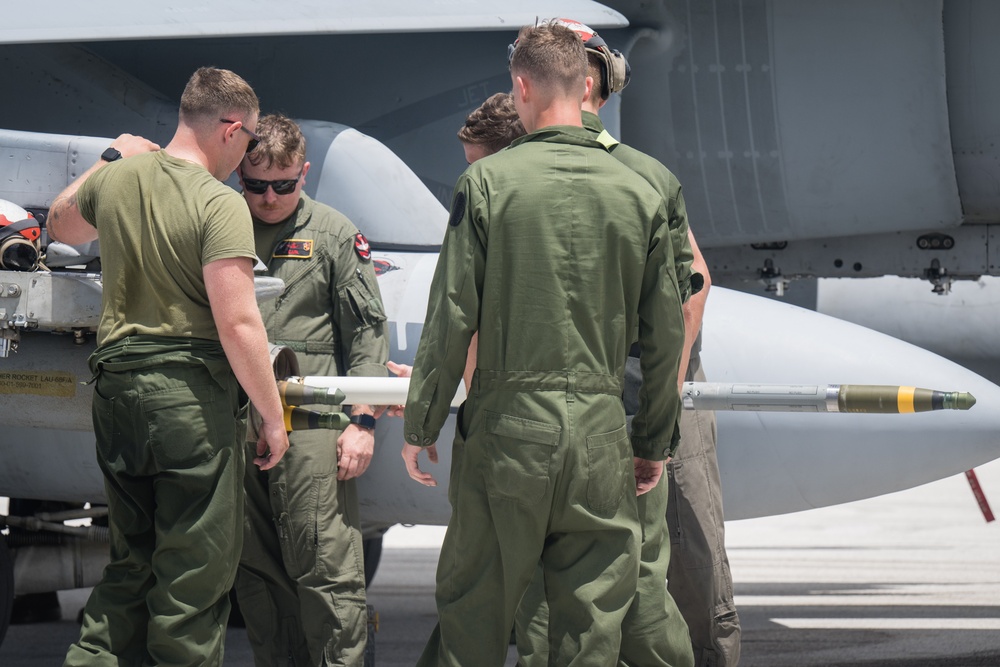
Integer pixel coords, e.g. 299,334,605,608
244,113,307,170
457,93,526,155
179,67,259,126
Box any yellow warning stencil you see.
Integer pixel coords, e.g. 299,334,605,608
0,370,76,397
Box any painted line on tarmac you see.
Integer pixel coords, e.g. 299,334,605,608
773,618,1000,630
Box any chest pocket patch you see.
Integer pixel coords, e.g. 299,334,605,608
273,239,313,259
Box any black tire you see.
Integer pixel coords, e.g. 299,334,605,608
0,537,13,647
362,536,383,587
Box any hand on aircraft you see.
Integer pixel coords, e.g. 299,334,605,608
633,457,664,496
110,133,161,159
402,442,438,487
385,360,413,418
337,423,375,480
255,417,290,471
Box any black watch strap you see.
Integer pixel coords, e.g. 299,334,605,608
101,147,123,163
349,413,376,430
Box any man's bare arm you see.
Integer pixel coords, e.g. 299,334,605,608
678,229,711,390
204,256,289,470
48,134,160,245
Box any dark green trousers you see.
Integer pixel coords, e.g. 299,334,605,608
65,362,245,667
667,362,741,667
419,378,641,667
514,463,694,667
237,428,367,666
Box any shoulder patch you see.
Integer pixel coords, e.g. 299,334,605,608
448,191,467,228
273,239,313,259
354,233,372,261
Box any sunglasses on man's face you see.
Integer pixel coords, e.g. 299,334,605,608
220,118,260,154
242,169,303,196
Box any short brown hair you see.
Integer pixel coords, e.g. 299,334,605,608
509,22,587,98
457,93,526,155
179,67,259,126
586,55,606,101
243,113,307,170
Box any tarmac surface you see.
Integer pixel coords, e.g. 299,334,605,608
2,458,998,666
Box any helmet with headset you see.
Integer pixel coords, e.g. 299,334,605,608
508,18,631,99
0,199,41,271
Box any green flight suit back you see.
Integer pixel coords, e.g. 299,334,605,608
405,126,688,667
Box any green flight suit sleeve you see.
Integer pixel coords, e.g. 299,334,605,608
669,183,696,304
629,204,685,460
331,231,389,378
403,174,487,446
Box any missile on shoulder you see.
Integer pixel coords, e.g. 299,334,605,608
681,382,976,413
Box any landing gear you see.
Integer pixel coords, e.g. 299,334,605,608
0,536,13,646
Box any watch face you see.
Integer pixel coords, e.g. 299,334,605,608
101,147,122,162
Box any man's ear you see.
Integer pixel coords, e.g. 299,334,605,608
583,75,595,104
301,161,312,182
514,75,529,104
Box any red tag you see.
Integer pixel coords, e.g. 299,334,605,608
354,233,372,261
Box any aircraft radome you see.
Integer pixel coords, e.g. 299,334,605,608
3,0,1000,647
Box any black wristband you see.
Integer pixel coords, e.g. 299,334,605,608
349,413,376,430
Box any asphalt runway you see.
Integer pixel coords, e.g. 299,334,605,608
2,458,998,666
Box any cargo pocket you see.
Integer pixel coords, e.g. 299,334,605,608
484,411,561,506
343,278,387,333
273,479,319,580
586,425,630,511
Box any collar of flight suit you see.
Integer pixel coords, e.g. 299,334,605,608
508,124,615,152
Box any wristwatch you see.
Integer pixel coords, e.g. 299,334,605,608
101,147,123,162
349,413,376,430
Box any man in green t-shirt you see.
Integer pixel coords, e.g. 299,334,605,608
234,113,389,666
48,66,289,667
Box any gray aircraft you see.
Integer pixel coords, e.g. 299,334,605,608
2,0,1000,646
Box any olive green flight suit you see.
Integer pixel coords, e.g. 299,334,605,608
515,111,696,667
404,126,687,667
236,195,388,666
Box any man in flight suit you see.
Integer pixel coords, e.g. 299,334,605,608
49,67,290,666
512,18,700,667
566,23,742,667
563,20,740,666
401,22,687,666
235,114,389,666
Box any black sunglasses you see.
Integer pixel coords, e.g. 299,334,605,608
220,118,260,153
242,168,303,196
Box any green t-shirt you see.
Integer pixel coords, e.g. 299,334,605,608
77,151,256,347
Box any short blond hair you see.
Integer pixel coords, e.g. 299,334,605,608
179,67,259,126
509,23,587,98
243,113,306,170
457,93,526,155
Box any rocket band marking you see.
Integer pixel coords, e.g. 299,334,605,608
897,386,916,413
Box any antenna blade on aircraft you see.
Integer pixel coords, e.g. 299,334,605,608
0,1,627,45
